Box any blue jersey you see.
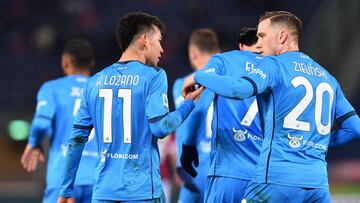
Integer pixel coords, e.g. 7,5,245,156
74,61,170,201
185,50,263,180
29,75,97,189
173,75,212,190
245,51,356,189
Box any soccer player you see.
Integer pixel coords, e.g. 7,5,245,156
58,12,198,203
20,39,98,203
180,27,263,202
183,11,360,202
172,28,219,203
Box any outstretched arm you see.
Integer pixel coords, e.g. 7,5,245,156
149,99,195,138
21,83,55,172
181,89,215,177
59,84,92,199
194,71,255,100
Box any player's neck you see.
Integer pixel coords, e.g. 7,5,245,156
119,47,146,64
68,69,90,76
279,41,299,55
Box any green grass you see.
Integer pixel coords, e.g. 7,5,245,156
331,185,360,195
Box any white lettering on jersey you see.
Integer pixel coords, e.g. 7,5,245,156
249,68,266,79
36,100,47,110
96,75,139,86
107,153,139,160
70,86,83,97
293,62,327,79
162,93,169,109
204,68,215,73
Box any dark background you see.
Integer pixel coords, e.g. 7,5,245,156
0,0,359,201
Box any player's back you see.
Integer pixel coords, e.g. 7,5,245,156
252,51,349,189
43,75,97,189
85,61,167,201
207,50,263,179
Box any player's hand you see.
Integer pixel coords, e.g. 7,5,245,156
182,73,197,98
20,144,45,172
180,144,199,178
185,86,204,102
57,197,75,203
176,167,200,193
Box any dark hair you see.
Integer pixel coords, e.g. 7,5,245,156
63,39,95,69
259,11,303,42
238,27,258,46
116,12,164,52
189,28,219,54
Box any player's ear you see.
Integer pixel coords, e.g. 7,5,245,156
279,29,288,44
136,33,148,50
61,54,70,69
239,43,244,51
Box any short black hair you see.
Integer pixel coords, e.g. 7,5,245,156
189,28,219,54
63,39,95,69
116,12,164,52
238,27,258,46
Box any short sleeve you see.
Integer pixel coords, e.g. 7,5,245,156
34,82,56,119
146,69,170,122
73,82,93,129
244,56,279,95
334,84,356,124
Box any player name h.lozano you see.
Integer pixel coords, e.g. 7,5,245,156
96,74,140,86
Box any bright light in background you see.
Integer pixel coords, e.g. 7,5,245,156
8,120,30,141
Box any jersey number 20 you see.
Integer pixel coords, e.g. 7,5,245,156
283,76,334,135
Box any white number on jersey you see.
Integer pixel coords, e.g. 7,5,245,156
283,76,334,135
241,99,259,126
99,89,132,144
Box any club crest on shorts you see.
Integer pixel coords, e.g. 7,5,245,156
233,127,247,142
288,133,303,149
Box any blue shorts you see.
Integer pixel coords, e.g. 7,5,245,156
43,185,93,203
204,176,250,203
91,197,165,203
242,181,331,203
178,186,202,203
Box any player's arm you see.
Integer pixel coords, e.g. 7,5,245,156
172,78,186,165
172,79,201,192
21,83,55,172
149,100,195,138
180,89,215,178
329,86,360,146
184,56,278,100
329,114,360,146
147,69,196,138
59,84,92,199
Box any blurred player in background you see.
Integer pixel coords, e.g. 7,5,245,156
180,27,263,202
58,12,198,203
21,39,98,203
172,28,219,203
182,11,360,202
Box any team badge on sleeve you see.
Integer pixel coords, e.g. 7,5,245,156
162,93,169,109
